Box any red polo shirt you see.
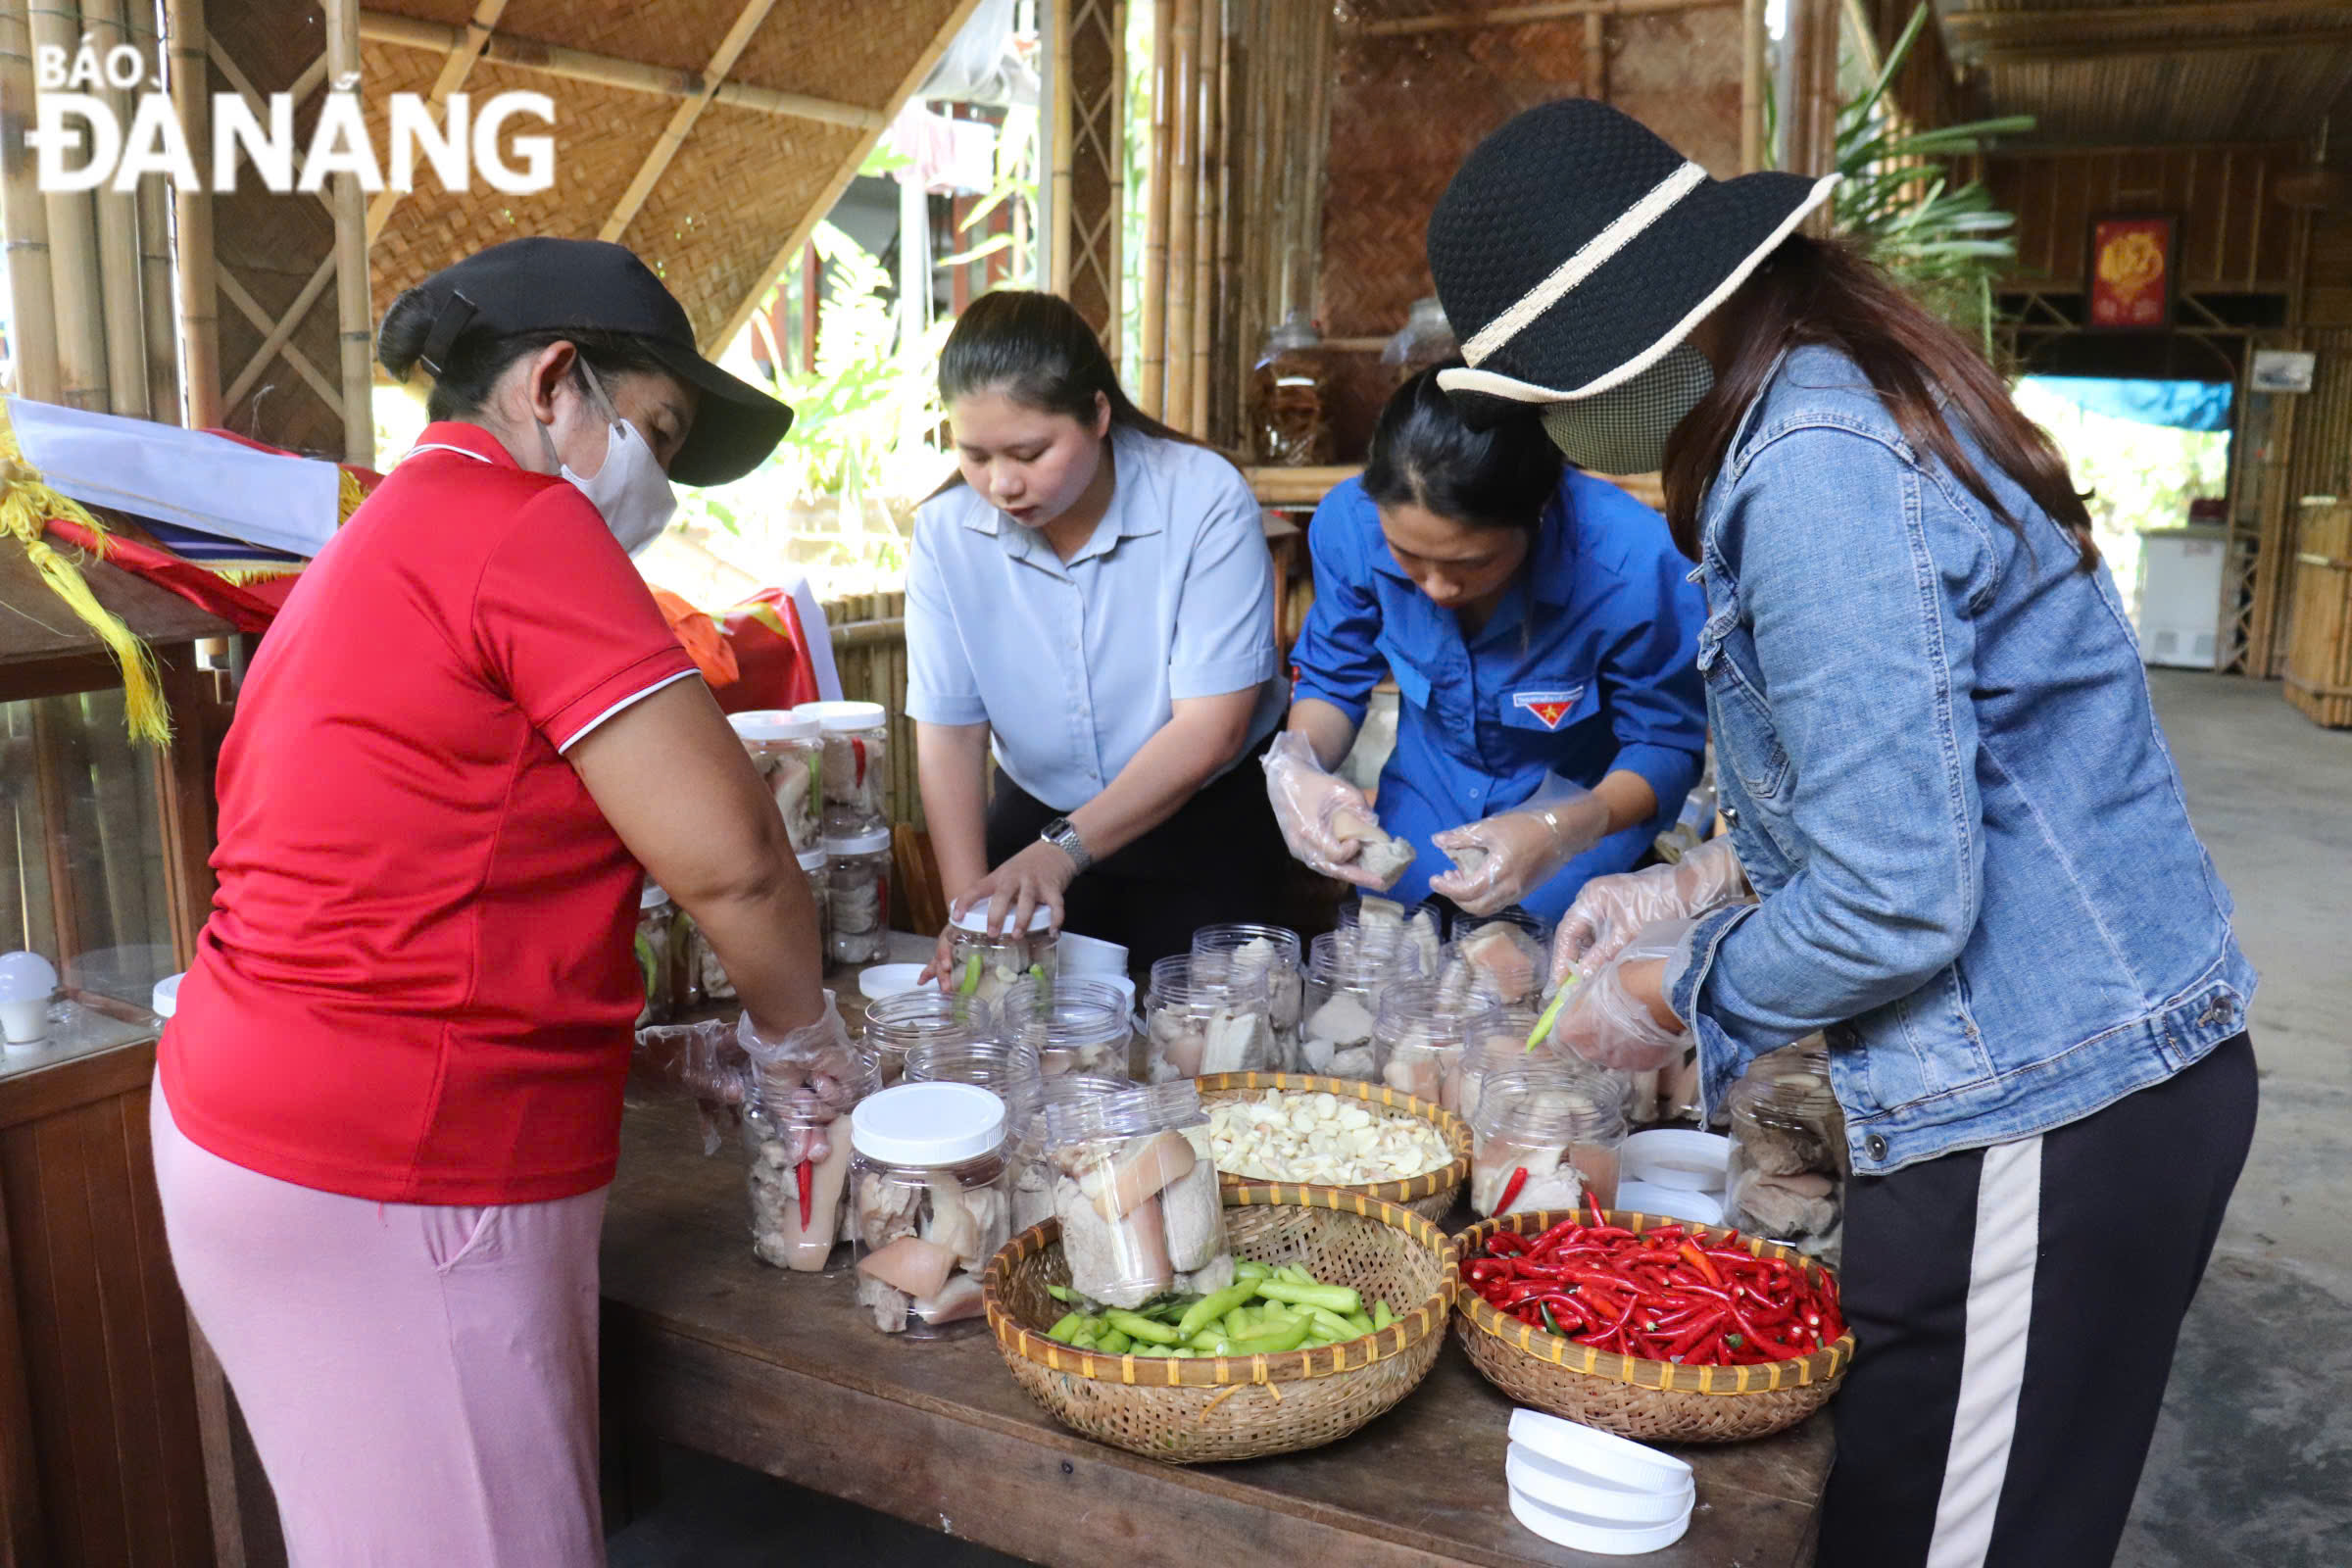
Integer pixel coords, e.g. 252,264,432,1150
159,422,698,1204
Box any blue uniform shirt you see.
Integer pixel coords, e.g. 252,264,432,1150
906,425,1286,811
1290,468,1707,921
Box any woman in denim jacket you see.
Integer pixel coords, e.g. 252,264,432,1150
1428,100,2256,1568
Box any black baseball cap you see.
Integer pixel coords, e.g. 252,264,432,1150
396,236,793,486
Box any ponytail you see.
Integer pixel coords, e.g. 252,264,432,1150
938,290,1198,450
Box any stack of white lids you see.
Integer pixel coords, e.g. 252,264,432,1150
1504,1408,1694,1555
1617,1128,1732,1228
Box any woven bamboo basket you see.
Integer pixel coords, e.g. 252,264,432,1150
1452,1209,1853,1445
1195,1072,1470,1222
981,1185,1458,1463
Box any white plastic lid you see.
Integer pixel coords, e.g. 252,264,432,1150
640,881,670,911
729,710,821,742
851,1081,1006,1166
796,700,887,732
1505,1483,1690,1556
952,900,1056,936
1505,1444,1691,1527
822,829,893,858
857,962,930,1002
798,848,830,874
152,972,185,1019
1057,930,1129,974
1507,1408,1691,1494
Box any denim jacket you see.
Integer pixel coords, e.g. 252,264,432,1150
1669,346,2255,1176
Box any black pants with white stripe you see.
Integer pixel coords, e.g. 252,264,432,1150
1817,1035,2256,1568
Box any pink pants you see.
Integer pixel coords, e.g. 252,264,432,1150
151,1079,609,1567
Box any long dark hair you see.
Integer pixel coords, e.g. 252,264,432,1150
377,286,672,422
938,290,1194,450
1663,235,2095,570
1364,364,1564,531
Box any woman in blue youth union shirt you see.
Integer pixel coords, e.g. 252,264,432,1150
906,291,1287,969
1265,367,1707,925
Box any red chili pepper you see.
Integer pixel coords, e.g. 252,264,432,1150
1730,1300,1809,1359
1494,1166,1531,1215
1531,1218,1585,1253
1464,1257,1518,1283
850,737,867,787
1666,1307,1730,1358
1680,1244,1724,1288
1485,1231,1531,1257
796,1157,814,1230
1514,1259,1572,1281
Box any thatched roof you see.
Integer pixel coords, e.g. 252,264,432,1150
354,0,985,353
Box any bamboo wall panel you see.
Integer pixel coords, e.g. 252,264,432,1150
1057,0,1127,350
1986,145,2305,294
0,1049,214,1567
2283,327,2352,503
2283,501,2352,727
2306,211,2352,328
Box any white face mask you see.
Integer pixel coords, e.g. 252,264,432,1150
541,366,677,556
1539,343,1716,475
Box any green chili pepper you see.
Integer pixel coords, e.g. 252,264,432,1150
1046,1284,1079,1304
1046,1311,1085,1344
1526,975,1579,1053
1540,1301,1562,1337
1234,1260,1273,1282
957,956,983,996
1105,1309,1180,1345
1255,1280,1363,1316
1372,1300,1396,1333
1096,1329,1132,1354
1177,1283,1258,1341
1228,1320,1313,1354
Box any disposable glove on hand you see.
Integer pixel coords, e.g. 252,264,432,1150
1429,786,1613,916
632,1016,752,1154
1262,731,1411,890
1548,919,1694,1074
1548,835,1749,990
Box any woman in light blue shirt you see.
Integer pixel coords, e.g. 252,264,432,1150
906,291,1287,967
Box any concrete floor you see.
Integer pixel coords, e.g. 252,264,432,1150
607,669,2352,1568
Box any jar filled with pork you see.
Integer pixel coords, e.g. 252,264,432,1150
1041,1082,1234,1309
684,845,830,1006
1373,978,1505,1114
1143,955,1274,1082
1299,927,1427,1082
945,902,1059,1006
1004,1071,1130,1232
1469,1065,1627,1217
634,882,676,1027
728,710,825,853
850,1082,1012,1337
1189,923,1304,1071
1336,895,1446,978
862,989,993,1087
1457,1008,1636,1128
905,1034,1044,1100
1439,915,1549,1012
823,829,892,965
796,700,891,839
998,974,1132,1078
1723,1047,1846,1265
744,1051,883,1273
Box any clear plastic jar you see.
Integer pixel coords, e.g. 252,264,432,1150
862,989,994,1088
1381,296,1457,386
744,1052,883,1273
946,901,1059,1007
1041,1081,1232,1308
1469,1065,1627,1217
686,846,830,1005
634,881,675,1027
850,1082,1011,1337
796,700,891,839
905,1035,1043,1100
1337,896,1446,980
799,848,831,963
1143,955,1273,1082
998,975,1133,1079
823,829,892,966
1299,927,1427,1082
1470,1007,1637,1127
1249,313,1330,466
1724,1048,1846,1264
1004,1071,1129,1232
1441,915,1549,1012
1190,923,1304,1071
729,710,826,854
1372,979,1506,1115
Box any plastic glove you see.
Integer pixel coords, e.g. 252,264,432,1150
738,997,861,1111
632,1016,752,1154
1548,835,1749,989
1429,782,1614,916
1261,731,1410,891
1547,919,1693,1074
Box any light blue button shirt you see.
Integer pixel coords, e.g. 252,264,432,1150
906,425,1285,811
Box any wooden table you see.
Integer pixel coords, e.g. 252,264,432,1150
600,987,1834,1567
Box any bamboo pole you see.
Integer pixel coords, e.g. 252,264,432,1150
1162,0,1200,432
1584,10,1606,97
84,0,151,418
1105,0,1127,368
1353,0,1736,36
326,0,373,465
1298,0,1334,325
126,0,177,420
168,0,220,424
1139,0,1174,416
29,0,108,410
1188,0,1219,438
1050,0,1075,295
1740,0,1765,171
0,0,60,401
1211,0,1242,447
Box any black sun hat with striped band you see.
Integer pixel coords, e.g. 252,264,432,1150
1427,99,1838,426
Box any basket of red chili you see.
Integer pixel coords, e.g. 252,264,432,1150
1452,1204,1854,1444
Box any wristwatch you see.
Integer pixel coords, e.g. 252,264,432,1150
1040,816,1094,873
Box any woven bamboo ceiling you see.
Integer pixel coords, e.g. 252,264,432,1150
353,0,984,354
1934,1,2352,144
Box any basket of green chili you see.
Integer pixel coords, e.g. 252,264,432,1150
981,1184,1458,1462
1452,1206,1854,1444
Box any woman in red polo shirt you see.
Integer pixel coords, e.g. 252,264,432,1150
152,238,825,1565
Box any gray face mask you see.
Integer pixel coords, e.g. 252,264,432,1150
1539,343,1715,474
